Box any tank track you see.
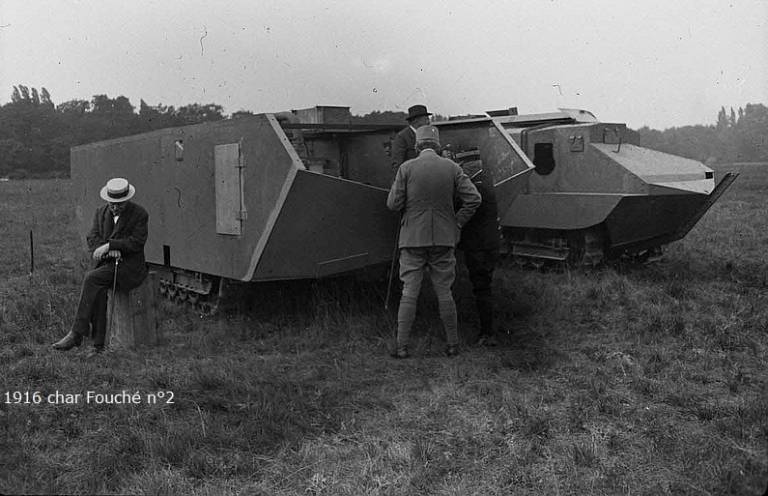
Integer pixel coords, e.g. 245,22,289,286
502,225,664,267
503,226,606,267
152,265,223,315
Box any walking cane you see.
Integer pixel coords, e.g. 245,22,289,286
384,215,403,355
107,257,120,345
384,220,400,311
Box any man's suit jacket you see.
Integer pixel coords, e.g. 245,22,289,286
391,126,417,169
458,167,501,252
87,201,148,279
387,149,481,248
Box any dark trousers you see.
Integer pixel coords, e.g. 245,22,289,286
463,248,498,335
71,261,145,343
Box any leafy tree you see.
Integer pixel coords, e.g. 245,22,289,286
18,85,31,103
57,99,90,115
84,94,140,140
138,100,184,131
174,103,224,124
716,106,728,130
0,86,69,176
350,110,406,124
0,138,25,175
40,87,53,108
231,110,255,119
733,103,768,161
56,99,91,148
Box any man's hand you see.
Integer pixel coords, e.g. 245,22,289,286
92,243,110,260
107,250,121,260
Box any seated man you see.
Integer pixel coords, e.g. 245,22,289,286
52,177,148,354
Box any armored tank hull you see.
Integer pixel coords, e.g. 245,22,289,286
71,105,735,311
486,109,738,264
70,107,533,311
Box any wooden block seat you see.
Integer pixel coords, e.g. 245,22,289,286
107,271,160,349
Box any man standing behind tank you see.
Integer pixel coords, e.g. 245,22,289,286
52,178,148,354
391,104,432,170
456,155,502,346
387,125,481,358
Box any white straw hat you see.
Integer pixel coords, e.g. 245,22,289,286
99,177,135,203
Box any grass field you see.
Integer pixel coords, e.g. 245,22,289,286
1,165,767,495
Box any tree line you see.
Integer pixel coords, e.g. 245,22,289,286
0,86,227,178
635,104,768,165
0,85,765,178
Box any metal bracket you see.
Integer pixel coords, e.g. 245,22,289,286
568,135,584,152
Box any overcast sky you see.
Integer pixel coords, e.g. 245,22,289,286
0,0,765,129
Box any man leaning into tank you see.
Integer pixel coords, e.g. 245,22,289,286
52,177,149,355
387,125,481,359
455,153,502,346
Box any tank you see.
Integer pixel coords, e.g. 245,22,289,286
70,105,735,311
481,108,738,265
70,106,534,312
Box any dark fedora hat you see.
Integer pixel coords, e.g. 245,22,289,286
406,104,432,121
